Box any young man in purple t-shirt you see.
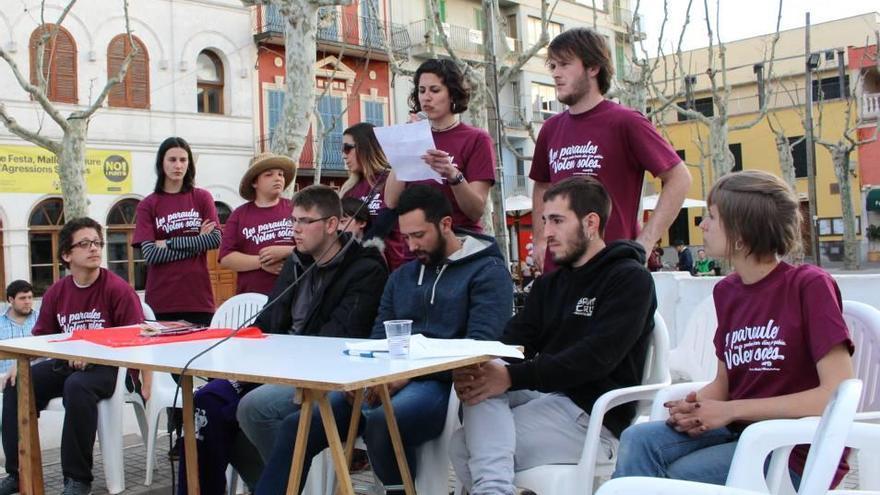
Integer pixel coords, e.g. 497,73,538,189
530,28,692,272
0,218,144,495
219,153,296,295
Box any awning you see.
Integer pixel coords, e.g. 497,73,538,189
642,194,707,211
504,194,532,212
867,189,880,211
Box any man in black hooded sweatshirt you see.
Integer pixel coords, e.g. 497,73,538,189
449,176,657,495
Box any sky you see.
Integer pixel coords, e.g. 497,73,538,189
637,0,879,55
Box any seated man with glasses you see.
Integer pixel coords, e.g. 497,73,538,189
177,185,389,493
0,217,145,495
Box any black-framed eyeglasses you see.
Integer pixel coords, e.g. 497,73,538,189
291,216,331,227
342,143,356,154
71,239,105,250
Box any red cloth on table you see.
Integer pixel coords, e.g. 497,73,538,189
50,326,265,348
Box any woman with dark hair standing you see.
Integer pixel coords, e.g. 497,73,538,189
384,59,496,233
133,137,221,325
340,122,406,269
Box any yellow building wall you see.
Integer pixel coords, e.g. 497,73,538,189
647,100,863,246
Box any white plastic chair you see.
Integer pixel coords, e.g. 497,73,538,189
668,295,718,382
310,386,462,495
596,379,864,495
42,299,155,493
764,300,880,494
129,294,267,486
211,292,269,330
45,367,129,494
213,293,269,494
512,312,672,494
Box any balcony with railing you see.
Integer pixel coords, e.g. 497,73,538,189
257,134,347,174
504,174,531,197
408,19,488,61
253,5,411,59
862,92,880,121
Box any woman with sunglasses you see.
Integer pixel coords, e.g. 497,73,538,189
340,122,407,270
384,59,496,233
133,136,221,326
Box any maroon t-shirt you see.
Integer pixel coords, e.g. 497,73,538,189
133,188,219,313
345,180,408,271
219,199,294,295
530,100,681,271
712,262,853,484
33,268,144,335
409,123,496,233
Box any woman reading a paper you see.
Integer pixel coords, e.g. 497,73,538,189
384,59,496,233
340,122,408,270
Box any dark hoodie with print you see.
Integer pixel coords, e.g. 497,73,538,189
502,240,656,437
370,229,513,346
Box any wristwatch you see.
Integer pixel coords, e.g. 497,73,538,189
449,171,465,186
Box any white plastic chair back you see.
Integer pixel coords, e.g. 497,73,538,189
727,379,863,495
513,311,672,494
599,380,865,495
668,295,718,382
842,300,880,413
211,292,268,329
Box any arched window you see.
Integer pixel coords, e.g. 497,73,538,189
107,198,145,290
107,34,150,109
29,198,66,296
197,50,224,114
214,201,232,225
29,24,77,104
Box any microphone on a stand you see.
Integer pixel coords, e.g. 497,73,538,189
415,111,429,121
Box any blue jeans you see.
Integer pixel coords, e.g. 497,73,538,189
613,420,741,484
612,421,803,488
256,380,450,494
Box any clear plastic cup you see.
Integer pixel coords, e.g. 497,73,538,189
383,320,412,359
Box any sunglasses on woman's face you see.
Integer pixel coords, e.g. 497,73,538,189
342,143,356,154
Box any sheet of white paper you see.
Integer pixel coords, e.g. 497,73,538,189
345,334,524,360
373,120,443,182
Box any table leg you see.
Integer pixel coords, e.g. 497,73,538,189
342,389,364,467
378,384,415,495
181,375,200,495
316,392,355,495
17,356,43,495
285,389,315,494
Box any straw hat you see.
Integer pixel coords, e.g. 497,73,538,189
239,152,297,201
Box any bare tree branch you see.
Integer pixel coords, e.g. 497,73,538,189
0,45,69,130
498,0,560,88
0,102,61,152
74,0,138,120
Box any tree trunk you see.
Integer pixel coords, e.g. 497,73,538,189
832,147,859,270
59,118,89,219
271,0,322,163
709,119,734,180
774,134,797,189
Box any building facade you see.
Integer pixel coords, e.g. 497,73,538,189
250,0,404,190
0,0,257,301
646,13,880,264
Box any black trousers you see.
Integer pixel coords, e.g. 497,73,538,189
2,359,117,482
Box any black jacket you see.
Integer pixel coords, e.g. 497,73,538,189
502,240,656,437
255,234,388,338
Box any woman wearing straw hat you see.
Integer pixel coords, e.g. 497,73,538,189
219,153,297,295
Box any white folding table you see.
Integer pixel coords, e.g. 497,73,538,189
0,333,493,495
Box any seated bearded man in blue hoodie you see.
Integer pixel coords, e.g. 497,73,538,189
256,184,513,494
449,176,657,495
